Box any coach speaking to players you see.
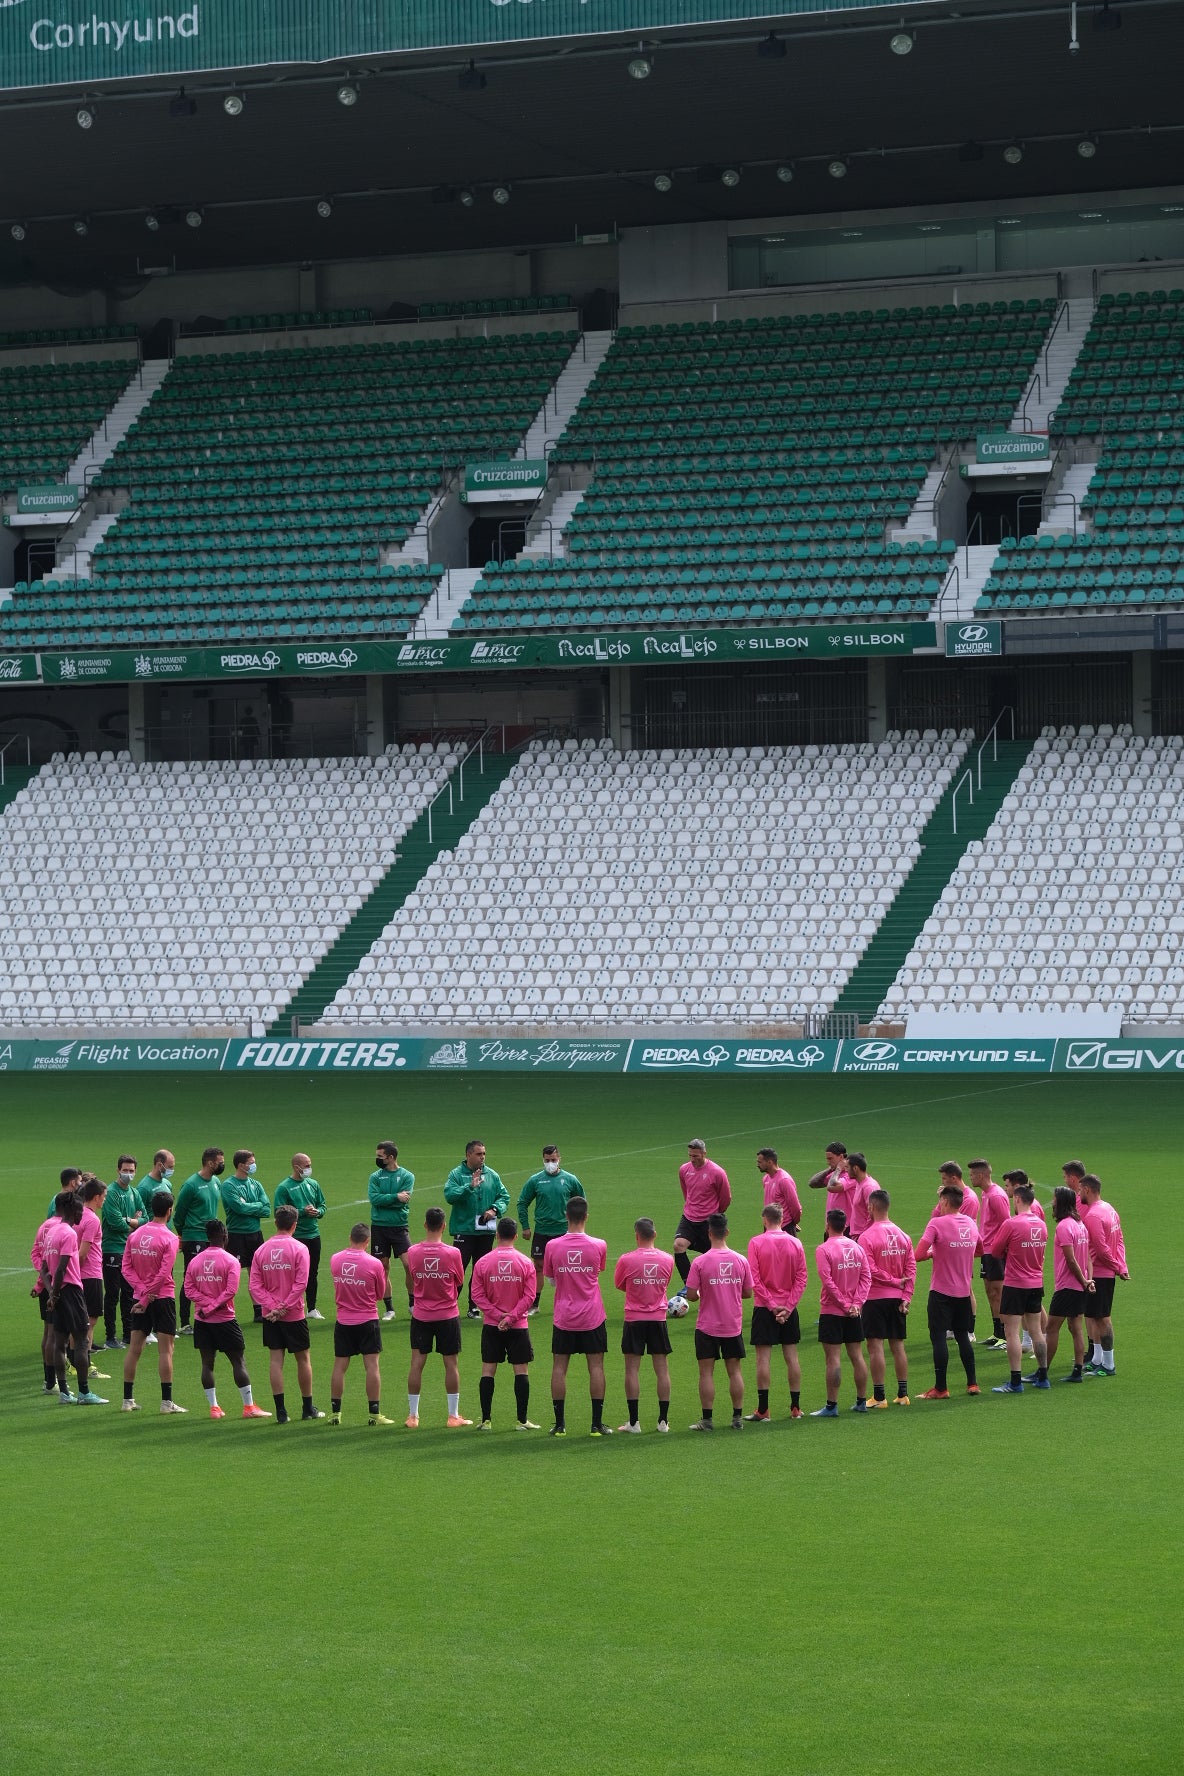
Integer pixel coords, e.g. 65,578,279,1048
445,1140,510,1318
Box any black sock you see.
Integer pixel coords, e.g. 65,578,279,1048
992,1317,1005,1339
897,1380,909,1397
657,1398,669,1424
701,1407,713,1423
757,1388,769,1413
674,1250,690,1284
1071,1362,1082,1377
1035,1367,1048,1383
301,1395,316,1417
732,1406,742,1423
856,1395,867,1406
331,1397,342,1413
383,1297,392,1313
933,1358,949,1389
161,1382,172,1401
1011,1370,1022,1387
273,1393,286,1417
368,1399,380,1416
591,1396,604,1429
873,1384,886,1402
627,1396,639,1425
552,1398,565,1429
790,1390,801,1409
514,1374,530,1423
123,1380,134,1400
479,1376,495,1421
43,1364,55,1388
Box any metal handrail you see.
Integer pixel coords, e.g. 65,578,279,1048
1043,299,1070,383
1041,489,1080,538
1018,371,1043,432
0,732,31,784
937,560,961,621
975,705,1016,790
951,767,974,834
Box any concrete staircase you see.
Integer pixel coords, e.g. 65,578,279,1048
383,488,451,567
931,543,999,622
832,738,1032,1025
894,452,951,543
1039,458,1099,538
515,330,613,462
44,509,120,583
409,565,483,638
1009,297,1095,436
67,358,171,486
523,485,589,560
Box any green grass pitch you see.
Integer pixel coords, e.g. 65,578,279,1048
1,1070,1176,1776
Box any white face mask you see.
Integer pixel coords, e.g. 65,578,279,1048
246,1162,256,1175
161,1168,173,1180
543,1160,560,1175
294,1168,308,1180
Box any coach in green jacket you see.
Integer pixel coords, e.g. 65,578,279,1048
517,1145,585,1316
368,1140,415,1318
274,1153,327,1318
444,1139,509,1318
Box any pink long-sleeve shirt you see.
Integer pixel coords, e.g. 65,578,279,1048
934,1181,979,1225
847,1176,881,1240
990,1209,1048,1288
1083,1199,1126,1278
614,1247,676,1321
544,1231,608,1331
746,1230,808,1313
184,1246,242,1323
824,1169,856,1226
1053,1218,1092,1294
471,1246,536,1329
76,1205,103,1281
815,1234,872,1318
679,1158,731,1222
761,1168,802,1230
686,1246,753,1338
979,1181,1011,1249
249,1234,309,1320
330,1248,387,1325
914,1214,982,1298
122,1222,179,1302
40,1217,81,1291
406,1240,465,1321
858,1219,917,1304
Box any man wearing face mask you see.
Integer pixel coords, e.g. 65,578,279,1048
137,1149,175,1229
101,1153,146,1350
221,1148,272,1323
173,1148,225,1334
517,1146,585,1318
274,1153,327,1319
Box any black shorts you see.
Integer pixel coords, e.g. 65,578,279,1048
694,1330,745,1361
674,1216,711,1254
750,1305,801,1346
1000,1285,1043,1316
1049,1288,1089,1321
37,1290,51,1322
530,1230,561,1263
193,1318,246,1358
227,1231,264,1267
131,1298,177,1337
1088,1275,1116,1319
334,1319,382,1358
481,1325,534,1366
818,1313,864,1346
370,1226,410,1262
861,1299,908,1342
409,1315,462,1356
926,1291,974,1338
621,1320,673,1357
552,1322,609,1356
82,1278,104,1318
262,1317,311,1352
980,1255,1005,1283
52,1283,90,1344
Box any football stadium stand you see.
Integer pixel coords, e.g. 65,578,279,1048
453,300,1054,633
0,745,464,1030
0,328,576,650
0,356,132,491
876,728,1184,1024
316,733,971,1031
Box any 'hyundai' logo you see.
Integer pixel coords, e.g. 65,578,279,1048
958,624,988,642
852,1040,898,1062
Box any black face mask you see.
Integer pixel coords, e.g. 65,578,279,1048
211,1163,225,1176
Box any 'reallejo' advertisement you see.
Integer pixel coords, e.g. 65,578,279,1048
3,1033,1184,1074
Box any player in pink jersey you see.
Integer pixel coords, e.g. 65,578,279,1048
914,1183,982,1399
757,1149,802,1234
121,1186,185,1413
1061,1159,1086,1205
1041,1186,1095,1383
744,1203,808,1422
672,1138,731,1294
328,1223,391,1426
686,1214,754,1430
185,1218,270,1420
970,1159,1011,1349
935,1161,979,1225
807,1141,854,1231
858,1188,916,1406
1080,1173,1128,1377
472,1217,539,1431
544,1196,611,1435
812,1209,872,1416
76,1178,111,1380
405,1206,468,1428
614,1217,675,1432
40,1190,104,1403
31,1168,80,1394
249,1204,323,1424
990,1181,1050,1393
846,1154,882,1241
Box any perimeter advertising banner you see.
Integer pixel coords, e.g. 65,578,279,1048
6,1033,1184,1072
7,622,941,687
0,2,931,91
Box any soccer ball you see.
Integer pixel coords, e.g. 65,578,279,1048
666,1294,690,1318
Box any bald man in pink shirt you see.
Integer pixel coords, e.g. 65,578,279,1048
858,1188,916,1406
745,1203,808,1422
544,1196,610,1436
686,1213,753,1431
673,1139,731,1293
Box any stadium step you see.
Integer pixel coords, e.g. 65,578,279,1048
268,750,521,1033
0,762,35,816
65,357,171,484
832,738,1032,1025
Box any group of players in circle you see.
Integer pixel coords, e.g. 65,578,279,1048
28,1133,1128,1432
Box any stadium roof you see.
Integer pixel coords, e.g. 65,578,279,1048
0,0,1181,289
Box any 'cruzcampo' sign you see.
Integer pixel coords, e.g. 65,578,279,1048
462,461,548,504
975,433,1051,464
16,484,81,515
